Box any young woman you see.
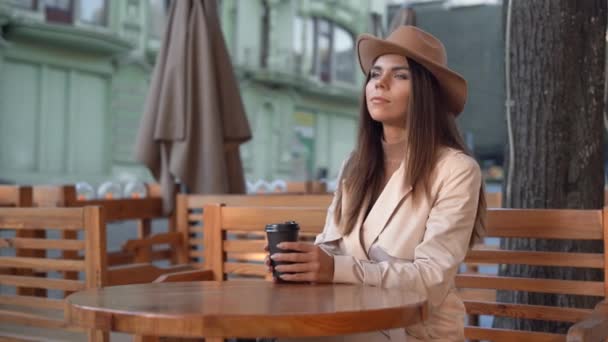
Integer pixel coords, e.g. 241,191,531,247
266,25,486,341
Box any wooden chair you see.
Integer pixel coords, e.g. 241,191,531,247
170,194,333,267
0,185,45,296
32,184,178,266
156,204,327,285
457,208,608,341
0,206,108,341
31,185,188,287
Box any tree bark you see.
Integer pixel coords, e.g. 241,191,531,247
496,0,606,333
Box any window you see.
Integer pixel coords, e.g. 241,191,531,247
10,0,109,27
333,25,355,83
42,0,74,24
292,15,314,75
293,17,355,84
79,0,107,26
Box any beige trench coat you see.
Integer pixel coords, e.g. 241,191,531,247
283,147,481,342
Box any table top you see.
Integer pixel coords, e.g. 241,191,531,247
66,281,427,338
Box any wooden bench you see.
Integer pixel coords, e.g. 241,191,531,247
0,206,108,341
457,208,608,341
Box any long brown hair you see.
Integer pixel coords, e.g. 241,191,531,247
333,58,486,246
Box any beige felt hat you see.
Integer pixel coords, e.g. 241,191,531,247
357,25,467,115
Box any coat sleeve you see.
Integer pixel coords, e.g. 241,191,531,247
331,154,481,305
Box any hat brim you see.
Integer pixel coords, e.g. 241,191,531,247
357,34,467,115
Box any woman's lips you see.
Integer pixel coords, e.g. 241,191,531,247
370,96,390,104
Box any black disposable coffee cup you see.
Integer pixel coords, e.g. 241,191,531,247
265,221,300,282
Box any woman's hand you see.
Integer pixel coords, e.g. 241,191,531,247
269,242,334,283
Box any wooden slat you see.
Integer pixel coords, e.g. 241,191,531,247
0,309,68,330
106,248,173,267
122,232,182,252
457,288,496,302
226,253,266,262
228,231,265,238
0,275,84,291
220,207,327,233
189,250,205,258
185,193,332,208
0,208,84,230
465,250,604,268
150,249,173,262
224,240,266,253
32,185,77,206
486,209,602,240
203,204,224,280
455,274,604,296
175,194,191,265
84,206,106,289
0,257,85,272
189,227,205,233
0,237,84,251
75,198,163,221
106,250,134,266
0,295,64,310
189,238,204,247
187,213,204,222
0,186,32,207
224,262,266,277
464,300,592,323
107,264,195,286
465,326,565,342
0,187,19,206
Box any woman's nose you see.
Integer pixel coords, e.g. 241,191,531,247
375,75,388,89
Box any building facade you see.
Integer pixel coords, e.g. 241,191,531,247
0,0,389,188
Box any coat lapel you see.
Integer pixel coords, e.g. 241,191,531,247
341,184,371,261
362,161,413,254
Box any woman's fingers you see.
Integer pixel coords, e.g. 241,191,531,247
277,242,314,252
275,262,317,273
280,272,317,282
271,251,313,263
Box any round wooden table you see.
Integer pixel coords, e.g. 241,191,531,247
66,281,427,338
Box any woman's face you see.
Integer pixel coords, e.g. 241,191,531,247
365,54,411,127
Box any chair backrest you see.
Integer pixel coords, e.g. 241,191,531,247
485,191,502,208
285,181,328,194
196,204,326,280
0,186,38,294
174,194,332,266
0,186,33,207
32,184,174,266
0,206,106,333
458,208,606,341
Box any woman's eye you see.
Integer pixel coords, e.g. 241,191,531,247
395,74,409,80
370,71,381,78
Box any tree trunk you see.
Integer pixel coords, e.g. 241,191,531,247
495,0,606,333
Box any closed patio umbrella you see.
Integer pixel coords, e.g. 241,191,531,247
135,0,251,213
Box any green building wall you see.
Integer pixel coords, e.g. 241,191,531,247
0,0,388,188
